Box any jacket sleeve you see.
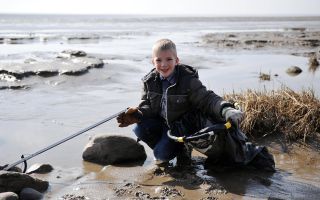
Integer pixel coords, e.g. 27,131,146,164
138,81,155,119
188,75,233,121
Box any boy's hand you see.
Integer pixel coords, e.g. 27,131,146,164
117,107,142,127
222,107,244,128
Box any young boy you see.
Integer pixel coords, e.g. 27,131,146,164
117,39,275,171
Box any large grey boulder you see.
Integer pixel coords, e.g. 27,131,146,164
82,135,147,165
0,171,48,193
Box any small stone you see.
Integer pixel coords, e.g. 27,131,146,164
0,192,19,200
0,74,18,82
58,50,87,58
286,66,302,75
0,165,21,172
26,163,53,174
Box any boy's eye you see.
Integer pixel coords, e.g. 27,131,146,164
156,59,161,62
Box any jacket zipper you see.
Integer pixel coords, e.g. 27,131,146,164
164,83,176,129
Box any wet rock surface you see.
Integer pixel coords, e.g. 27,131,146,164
19,188,43,200
58,50,87,58
0,171,48,193
82,135,147,165
286,66,303,75
201,30,320,54
0,50,104,89
0,192,19,200
0,166,21,173
26,164,53,175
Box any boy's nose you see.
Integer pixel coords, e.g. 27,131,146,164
161,61,167,67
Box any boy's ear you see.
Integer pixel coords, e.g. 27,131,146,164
176,57,180,64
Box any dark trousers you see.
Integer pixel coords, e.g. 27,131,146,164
133,118,185,161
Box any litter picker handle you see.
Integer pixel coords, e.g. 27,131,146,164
3,108,128,172
167,121,232,143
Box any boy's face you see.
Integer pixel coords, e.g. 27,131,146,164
152,50,179,78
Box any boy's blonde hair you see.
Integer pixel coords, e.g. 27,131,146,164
152,39,177,57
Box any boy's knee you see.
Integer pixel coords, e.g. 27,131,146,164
153,145,177,161
133,123,143,137
133,118,165,149
153,140,183,161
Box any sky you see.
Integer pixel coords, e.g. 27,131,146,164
0,0,319,16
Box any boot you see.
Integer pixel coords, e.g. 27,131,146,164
176,145,192,167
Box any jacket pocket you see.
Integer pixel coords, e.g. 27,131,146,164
168,95,188,111
148,92,162,110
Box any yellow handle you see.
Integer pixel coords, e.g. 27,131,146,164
177,137,184,143
225,121,232,129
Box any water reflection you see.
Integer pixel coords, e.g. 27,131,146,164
205,167,320,199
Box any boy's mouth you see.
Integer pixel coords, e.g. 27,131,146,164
161,68,169,73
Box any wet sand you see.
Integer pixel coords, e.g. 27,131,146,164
31,140,320,199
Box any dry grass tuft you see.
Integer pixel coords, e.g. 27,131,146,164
224,88,320,141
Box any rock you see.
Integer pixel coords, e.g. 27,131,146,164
0,74,18,82
291,27,306,31
0,85,29,90
62,34,100,42
0,192,19,200
2,37,35,45
0,165,21,173
82,135,147,165
201,31,320,52
26,164,53,174
286,66,302,75
19,188,43,200
0,56,104,80
0,171,49,193
58,50,87,58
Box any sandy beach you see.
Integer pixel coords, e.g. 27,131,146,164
0,15,320,199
